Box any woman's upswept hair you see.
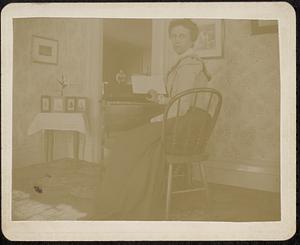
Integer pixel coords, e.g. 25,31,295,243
168,19,199,42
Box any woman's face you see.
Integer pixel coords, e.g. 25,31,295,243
170,25,194,55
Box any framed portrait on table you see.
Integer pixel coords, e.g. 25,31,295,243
65,97,76,112
41,95,51,112
76,97,87,112
52,96,64,112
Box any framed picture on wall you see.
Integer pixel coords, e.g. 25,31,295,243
31,35,58,64
76,97,87,112
251,20,278,35
52,96,64,112
193,19,223,58
41,95,51,112
65,97,76,112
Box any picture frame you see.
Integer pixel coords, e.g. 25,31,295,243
31,35,58,64
76,97,87,112
251,20,278,35
65,97,76,112
41,95,51,112
52,96,64,112
193,19,224,58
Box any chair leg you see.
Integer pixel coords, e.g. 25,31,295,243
187,163,193,187
165,163,173,220
183,164,192,188
199,163,210,207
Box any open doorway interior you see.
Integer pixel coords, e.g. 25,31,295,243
103,19,152,89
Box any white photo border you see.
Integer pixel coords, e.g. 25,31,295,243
1,2,296,241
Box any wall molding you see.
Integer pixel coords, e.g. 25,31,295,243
13,131,74,168
13,142,44,168
203,159,280,175
193,159,280,193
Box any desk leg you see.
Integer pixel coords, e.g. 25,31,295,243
100,127,105,161
43,130,48,163
81,134,86,160
73,131,79,160
48,130,54,162
44,130,54,162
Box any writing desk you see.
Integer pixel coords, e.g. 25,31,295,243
28,113,89,162
100,99,165,159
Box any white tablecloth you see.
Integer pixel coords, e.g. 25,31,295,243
27,113,89,135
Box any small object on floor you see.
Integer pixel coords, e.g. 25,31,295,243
33,185,43,193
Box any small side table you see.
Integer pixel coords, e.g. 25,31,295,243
27,113,89,162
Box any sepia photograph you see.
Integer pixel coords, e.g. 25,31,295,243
41,95,51,112
65,96,76,112
76,97,87,112
1,2,296,241
52,96,64,112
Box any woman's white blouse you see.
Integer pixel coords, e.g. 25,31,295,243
150,54,210,123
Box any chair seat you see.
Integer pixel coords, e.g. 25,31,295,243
166,152,209,164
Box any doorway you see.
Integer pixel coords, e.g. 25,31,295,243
103,19,152,85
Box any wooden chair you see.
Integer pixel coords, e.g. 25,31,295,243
161,88,222,219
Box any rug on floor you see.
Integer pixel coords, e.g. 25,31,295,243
12,158,280,221
12,159,102,220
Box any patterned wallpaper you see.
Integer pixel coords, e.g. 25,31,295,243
205,20,280,167
13,18,102,166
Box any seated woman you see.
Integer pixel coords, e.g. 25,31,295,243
94,19,211,220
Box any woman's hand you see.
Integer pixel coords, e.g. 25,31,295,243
146,89,159,103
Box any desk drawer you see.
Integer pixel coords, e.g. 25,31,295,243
105,114,148,131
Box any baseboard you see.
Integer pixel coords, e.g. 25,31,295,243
13,144,44,168
13,132,77,168
102,148,280,192
193,160,280,193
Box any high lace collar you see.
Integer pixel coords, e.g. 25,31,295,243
176,48,195,61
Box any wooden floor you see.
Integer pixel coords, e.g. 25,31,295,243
12,159,280,221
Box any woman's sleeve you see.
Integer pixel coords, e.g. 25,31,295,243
174,65,199,91
150,60,209,123
167,62,208,118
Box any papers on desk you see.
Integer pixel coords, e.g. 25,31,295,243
150,113,164,123
131,75,166,94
